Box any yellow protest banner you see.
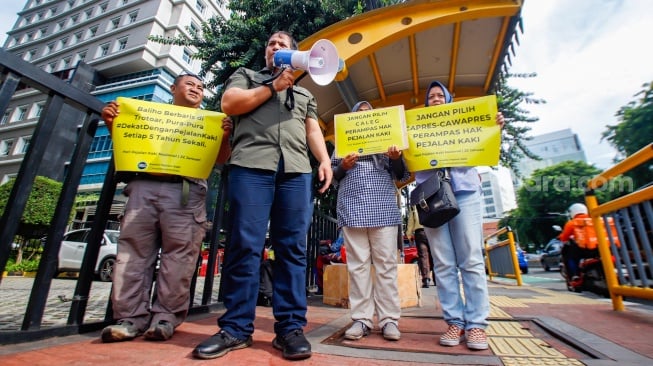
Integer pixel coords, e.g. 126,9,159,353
111,97,225,179
334,105,408,158
403,95,500,170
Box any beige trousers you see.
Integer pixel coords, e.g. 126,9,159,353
342,226,401,330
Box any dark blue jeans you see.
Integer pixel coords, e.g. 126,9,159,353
218,163,312,339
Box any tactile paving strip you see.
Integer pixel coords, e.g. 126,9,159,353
487,321,531,337
489,306,512,319
490,336,566,358
490,295,529,307
501,356,585,365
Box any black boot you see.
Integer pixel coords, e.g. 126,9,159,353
422,278,429,288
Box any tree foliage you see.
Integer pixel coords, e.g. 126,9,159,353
493,72,545,176
0,176,63,235
149,0,364,109
0,176,64,264
499,160,632,248
602,82,653,188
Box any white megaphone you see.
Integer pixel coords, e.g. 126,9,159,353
272,39,340,86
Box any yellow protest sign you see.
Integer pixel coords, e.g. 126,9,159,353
111,97,225,179
334,105,408,158
403,95,500,170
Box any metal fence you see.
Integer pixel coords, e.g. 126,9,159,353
584,143,653,310
484,226,523,286
0,49,336,344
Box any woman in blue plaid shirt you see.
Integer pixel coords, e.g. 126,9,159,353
331,101,410,342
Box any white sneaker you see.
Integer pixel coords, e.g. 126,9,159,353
382,322,401,341
344,321,370,340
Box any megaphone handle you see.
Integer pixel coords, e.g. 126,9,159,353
261,66,287,84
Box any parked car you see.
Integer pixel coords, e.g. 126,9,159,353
540,238,563,271
56,229,120,282
516,245,529,274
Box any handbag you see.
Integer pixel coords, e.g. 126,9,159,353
410,169,460,228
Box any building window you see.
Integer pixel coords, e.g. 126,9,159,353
38,27,48,38
56,20,66,32
88,25,98,38
37,12,45,21
98,43,110,57
72,31,83,44
46,61,57,72
44,42,54,56
121,0,129,5
89,135,113,159
189,22,199,35
58,37,69,50
182,49,192,64
76,50,87,63
117,37,128,51
109,17,121,30
71,13,80,25
67,0,76,9
16,137,31,155
61,56,72,69
128,11,138,23
99,2,108,13
49,7,59,16
16,106,28,121
24,49,37,61
196,0,206,14
0,139,14,156
1,110,12,125
31,103,45,119
24,32,34,43
84,8,93,19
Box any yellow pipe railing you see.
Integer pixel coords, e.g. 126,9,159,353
584,143,653,311
484,226,523,286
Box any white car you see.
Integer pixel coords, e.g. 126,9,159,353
56,229,120,282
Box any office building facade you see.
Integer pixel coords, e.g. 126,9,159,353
515,128,588,180
1,0,227,221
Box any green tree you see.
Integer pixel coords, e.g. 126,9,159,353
500,160,632,247
493,72,545,176
602,82,653,188
0,176,64,263
149,0,363,110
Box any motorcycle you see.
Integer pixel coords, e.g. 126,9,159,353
553,224,611,297
560,254,610,297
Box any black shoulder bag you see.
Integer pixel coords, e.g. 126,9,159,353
409,169,460,228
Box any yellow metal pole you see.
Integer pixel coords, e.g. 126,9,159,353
585,193,624,311
507,229,523,286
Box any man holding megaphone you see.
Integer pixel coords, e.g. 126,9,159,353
193,31,332,361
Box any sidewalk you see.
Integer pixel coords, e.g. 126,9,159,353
1,280,653,365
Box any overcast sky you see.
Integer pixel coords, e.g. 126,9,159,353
2,0,652,169
507,0,653,169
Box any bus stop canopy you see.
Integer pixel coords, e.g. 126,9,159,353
295,0,524,142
